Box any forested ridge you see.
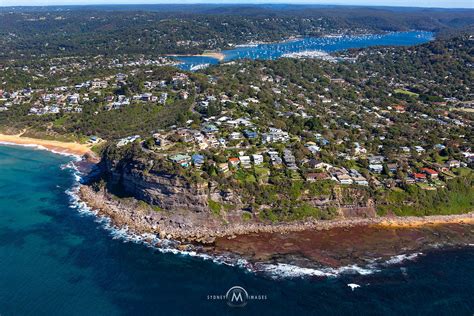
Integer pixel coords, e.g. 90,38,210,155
0,5,473,60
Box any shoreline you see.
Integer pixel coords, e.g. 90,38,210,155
170,51,225,61
0,133,98,161
78,185,474,242
201,51,225,61
77,185,474,270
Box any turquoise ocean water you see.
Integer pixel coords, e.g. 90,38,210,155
0,145,474,315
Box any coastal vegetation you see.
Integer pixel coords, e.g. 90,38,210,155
377,171,473,216
0,6,472,226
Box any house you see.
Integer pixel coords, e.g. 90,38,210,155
176,129,193,143
202,124,219,134
218,163,229,174
353,142,367,155
414,146,425,153
434,144,446,151
349,169,369,186
193,132,205,142
152,133,166,147
116,73,127,81
306,143,321,154
91,80,108,89
159,93,168,104
239,156,252,168
192,154,205,168
387,163,398,173
330,78,346,84
446,160,461,168
393,105,406,113
368,156,385,164
169,154,191,167
318,138,330,146
369,164,383,174
306,172,330,182
413,173,427,182
353,177,369,186
307,159,332,170
243,130,258,139
218,138,227,147
228,157,240,167
252,154,264,165
421,168,438,179
283,149,297,169
337,174,353,185
261,128,290,144
117,135,140,147
140,93,153,102
272,156,283,167
229,132,243,140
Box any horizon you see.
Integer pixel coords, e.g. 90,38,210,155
1,1,473,9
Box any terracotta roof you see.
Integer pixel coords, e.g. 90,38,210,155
421,168,438,175
413,173,427,179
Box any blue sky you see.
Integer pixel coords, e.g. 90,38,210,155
1,0,473,8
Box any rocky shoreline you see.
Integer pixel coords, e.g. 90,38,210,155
79,185,474,243
78,184,474,269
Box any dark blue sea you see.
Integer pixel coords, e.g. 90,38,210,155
175,31,433,70
1,145,473,315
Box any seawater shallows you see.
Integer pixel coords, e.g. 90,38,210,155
174,31,433,70
1,144,474,315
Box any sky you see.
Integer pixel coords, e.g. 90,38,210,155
0,0,472,8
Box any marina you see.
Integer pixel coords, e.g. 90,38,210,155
174,31,434,70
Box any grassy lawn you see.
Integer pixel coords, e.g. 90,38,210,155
394,89,419,98
234,169,256,184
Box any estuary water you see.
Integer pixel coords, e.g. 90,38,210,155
175,31,433,70
0,144,473,315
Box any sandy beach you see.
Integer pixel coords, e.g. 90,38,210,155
170,51,225,61
0,133,97,159
200,51,225,61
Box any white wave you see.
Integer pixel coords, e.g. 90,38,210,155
347,283,360,291
384,253,423,265
258,263,379,279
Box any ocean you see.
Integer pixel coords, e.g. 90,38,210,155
174,31,434,71
0,144,473,315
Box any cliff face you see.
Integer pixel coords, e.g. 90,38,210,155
100,153,243,216
96,145,376,227
120,168,210,213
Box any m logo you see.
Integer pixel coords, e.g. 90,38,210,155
226,286,249,307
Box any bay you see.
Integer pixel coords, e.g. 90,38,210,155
174,31,433,70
